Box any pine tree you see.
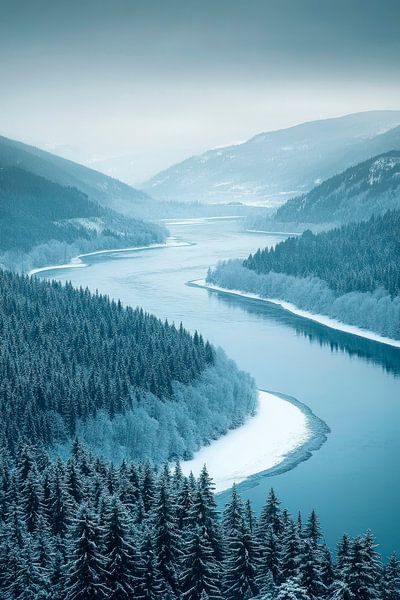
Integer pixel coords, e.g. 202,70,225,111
63,505,110,600
153,481,181,595
280,520,301,583
224,521,259,600
298,539,325,599
180,526,222,600
141,530,162,600
382,552,400,600
257,524,281,585
346,534,381,600
21,465,43,533
7,538,49,600
336,534,351,577
257,488,282,540
305,509,322,548
320,543,335,594
102,496,137,599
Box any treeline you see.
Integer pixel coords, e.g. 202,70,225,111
0,269,256,460
0,442,398,600
207,260,400,340
244,211,400,298
0,166,166,268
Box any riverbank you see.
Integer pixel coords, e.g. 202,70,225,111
190,278,400,349
28,237,192,276
181,390,329,493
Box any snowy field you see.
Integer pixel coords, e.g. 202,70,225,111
192,279,400,349
181,390,311,493
28,238,191,276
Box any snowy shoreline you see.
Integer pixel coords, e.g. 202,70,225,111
190,279,400,349
182,390,329,494
28,238,192,277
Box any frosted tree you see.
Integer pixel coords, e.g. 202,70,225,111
153,481,181,595
298,539,325,598
305,509,322,548
381,552,400,600
63,505,109,600
223,521,259,600
180,526,222,600
102,496,137,599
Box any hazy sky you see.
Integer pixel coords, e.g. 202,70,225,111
1,0,400,182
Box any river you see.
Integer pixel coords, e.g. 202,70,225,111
37,217,400,556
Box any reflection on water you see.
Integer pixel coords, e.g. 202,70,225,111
208,291,400,377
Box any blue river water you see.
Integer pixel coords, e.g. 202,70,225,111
38,218,400,556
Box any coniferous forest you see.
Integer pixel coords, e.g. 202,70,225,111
0,442,398,600
208,210,400,340
0,269,256,461
243,211,400,298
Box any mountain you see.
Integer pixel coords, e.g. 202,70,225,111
143,111,400,204
0,134,152,214
0,166,166,271
274,151,400,224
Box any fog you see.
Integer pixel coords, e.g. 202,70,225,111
1,0,399,183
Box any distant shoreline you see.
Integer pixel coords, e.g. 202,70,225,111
28,238,192,277
189,278,400,349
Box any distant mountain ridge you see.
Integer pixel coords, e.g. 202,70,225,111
0,165,166,272
143,111,400,204
0,134,152,214
275,150,400,224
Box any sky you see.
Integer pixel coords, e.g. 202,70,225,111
1,0,399,183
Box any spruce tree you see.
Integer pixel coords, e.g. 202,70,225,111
153,481,181,595
102,496,137,599
298,539,325,599
305,509,322,548
180,526,222,600
63,505,109,600
280,520,301,583
382,552,400,600
224,521,259,600
141,530,162,600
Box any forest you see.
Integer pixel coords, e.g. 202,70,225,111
0,166,166,272
243,211,400,298
274,151,400,225
207,211,400,340
0,269,256,461
0,442,397,600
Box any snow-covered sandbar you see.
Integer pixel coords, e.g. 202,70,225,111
28,237,191,277
190,279,400,350
182,390,328,493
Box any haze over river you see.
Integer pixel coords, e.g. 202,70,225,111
38,218,400,556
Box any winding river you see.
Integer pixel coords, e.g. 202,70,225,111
37,218,400,556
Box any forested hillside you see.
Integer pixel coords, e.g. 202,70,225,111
274,151,400,225
0,269,256,460
0,443,397,600
244,211,400,297
0,166,166,271
0,134,151,214
208,211,400,339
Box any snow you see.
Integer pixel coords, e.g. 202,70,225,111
192,279,400,349
181,390,311,493
28,238,191,277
